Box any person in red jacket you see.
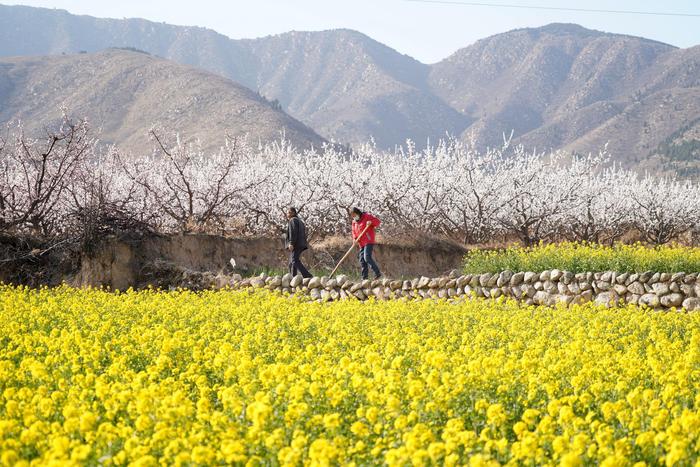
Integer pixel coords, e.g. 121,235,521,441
351,207,382,280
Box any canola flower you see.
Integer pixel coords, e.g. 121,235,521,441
1,285,700,466
463,241,700,274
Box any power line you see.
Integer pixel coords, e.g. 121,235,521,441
404,0,700,18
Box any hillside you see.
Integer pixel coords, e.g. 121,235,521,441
429,24,700,170
0,4,470,148
1,4,699,171
0,49,325,153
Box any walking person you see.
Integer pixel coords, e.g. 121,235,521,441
285,207,312,278
351,207,382,280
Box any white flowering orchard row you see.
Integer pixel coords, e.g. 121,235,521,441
1,116,699,244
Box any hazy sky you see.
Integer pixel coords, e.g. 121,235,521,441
7,0,700,62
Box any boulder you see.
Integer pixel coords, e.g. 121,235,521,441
594,291,618,307
308,277,322,289
627,282,645,295
561,271,574,284
543,281,557,294
554,294,573,305
580,290,594,302
660,293,684,308
335,274,348,287
454,275,465,288
680,284,695,297
640,293,660,308
269,276,282,288
625,294,641,305
479,273,492,287
213,273,231,289
652,282,670,296
682,297,700,311
510,272,525,286
497,271,513,287
320,290,332,302
250,277,266,288
533,291,550,305
522,285,537,298
281,273,292,288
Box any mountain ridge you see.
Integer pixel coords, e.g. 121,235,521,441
0,48,326,153
1,4,698,172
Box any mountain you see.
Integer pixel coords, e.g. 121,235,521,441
0,4,470,148
428,24,700,170
0,49,325,153
238,29,471,147
1,4,699,172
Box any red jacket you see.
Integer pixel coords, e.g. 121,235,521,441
352,212,381,248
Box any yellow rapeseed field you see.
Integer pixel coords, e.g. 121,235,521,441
463,242,700,274
1,285,699,466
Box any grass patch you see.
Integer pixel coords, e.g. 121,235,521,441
463,241,700,273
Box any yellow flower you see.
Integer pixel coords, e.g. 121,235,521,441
351,421,370,437
323,413,341,430
2,285,700,465
560,452,583,467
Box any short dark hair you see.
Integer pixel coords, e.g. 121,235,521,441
351,207,362,216
288,207,298,215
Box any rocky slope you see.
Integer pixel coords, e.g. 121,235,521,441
1,4,699,171
0,49,325,153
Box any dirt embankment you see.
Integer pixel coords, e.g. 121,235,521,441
73,234,467,289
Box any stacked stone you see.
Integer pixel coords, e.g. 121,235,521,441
213,270,700,311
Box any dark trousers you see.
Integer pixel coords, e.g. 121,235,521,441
358,244,381,279
289,248,312,278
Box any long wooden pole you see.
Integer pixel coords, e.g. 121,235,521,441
329,223,372,277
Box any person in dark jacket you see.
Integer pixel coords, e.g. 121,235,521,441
351,207,382,280
285,207,312,278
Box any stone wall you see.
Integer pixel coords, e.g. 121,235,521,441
74,234,466,290
217,269,700,311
